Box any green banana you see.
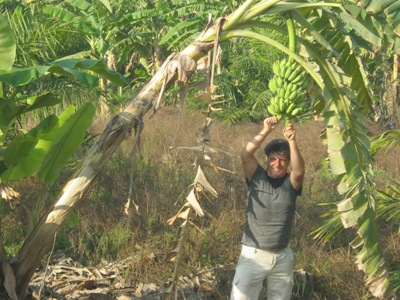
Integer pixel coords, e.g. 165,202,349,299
295,98,308,108
279,97,286,112
291,71,306,84
288,64,302,81
291,108,301,116
288,90,298,101
270,96,278,106
284,88,292,99
279,60,286,77
276,76,284,87
279,87,285,98
274,102,281,114
273,62,280,76
286,102,295,115
284,58,292,69
283,81,288,91
268,78,277,93
284,64,294,79
286,82,293,92
267,104,277,115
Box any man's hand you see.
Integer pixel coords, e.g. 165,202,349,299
283,123,296,141
263,116,279,132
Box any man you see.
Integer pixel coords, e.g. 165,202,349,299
230,116,305,300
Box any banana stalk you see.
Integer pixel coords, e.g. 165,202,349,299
286,15,296,53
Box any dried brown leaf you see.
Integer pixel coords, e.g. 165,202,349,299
124,198,139,216
196,91,213,103
186,189,204,216
167,206,190,225
194,167,218,198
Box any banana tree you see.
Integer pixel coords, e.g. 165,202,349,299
1,0,399,298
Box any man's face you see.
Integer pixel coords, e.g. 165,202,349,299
266,152,289,178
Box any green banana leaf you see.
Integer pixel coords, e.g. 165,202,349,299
159,18,203,48
38,103,95,183
1,103,94,182
1,115,59,182
65,0,93,12
43,6,98,35
53,59,127,86
0,13,16,71
98,0,112,13
0,92,61,142
0,59,127,88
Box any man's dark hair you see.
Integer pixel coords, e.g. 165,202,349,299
264,139,290,160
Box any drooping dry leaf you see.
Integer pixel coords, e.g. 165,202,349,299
196,91,213,103
189,80,210,89
186,189,204,217
195,154,235,173
201,105,223,117
124,197,139,216
196,91,225,104
206,84,219,94
152,53,176,114
167,206,191,225
194,167,218,198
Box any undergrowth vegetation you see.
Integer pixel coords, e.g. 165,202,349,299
5,107,400,298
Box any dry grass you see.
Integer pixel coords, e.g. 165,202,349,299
4,106,400,298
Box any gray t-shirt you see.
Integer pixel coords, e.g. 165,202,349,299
241,164,301,249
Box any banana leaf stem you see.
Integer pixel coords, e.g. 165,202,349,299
244,1,341,20
223,0,259,31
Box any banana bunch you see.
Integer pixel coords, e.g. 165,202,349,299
267,58,309,121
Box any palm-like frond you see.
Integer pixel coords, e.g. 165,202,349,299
377,183,400,222
295,5,394,297
370,130,400,155
5,7,59,67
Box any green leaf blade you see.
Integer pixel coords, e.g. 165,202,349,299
38,103,96,183
0,14,16,71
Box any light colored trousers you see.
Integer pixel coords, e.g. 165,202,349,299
230,244,294,300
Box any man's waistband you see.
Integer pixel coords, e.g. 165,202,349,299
256,246,285,253
243,243,288,253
